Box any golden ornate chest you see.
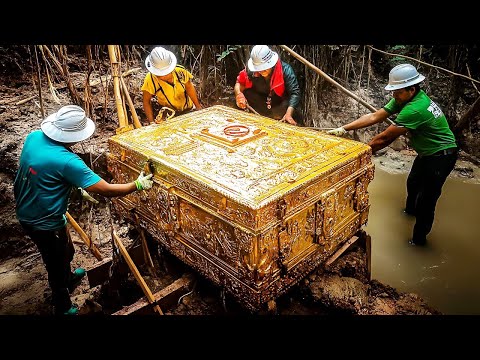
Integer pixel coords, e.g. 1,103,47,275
107,105,374,311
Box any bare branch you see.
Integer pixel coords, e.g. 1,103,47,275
368,46,480,84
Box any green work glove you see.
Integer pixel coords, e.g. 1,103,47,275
134,171,153,191
326,126,347,136
78,187,99,204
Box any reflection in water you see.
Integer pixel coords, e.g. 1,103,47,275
365,167,480,315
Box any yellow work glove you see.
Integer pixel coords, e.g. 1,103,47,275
78,187,99,204
326,127,347,136
134,171,153,191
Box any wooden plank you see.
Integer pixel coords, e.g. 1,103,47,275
66,211,103,260
112,230,164,315
325,235,359,267
355,230,372,281
113,273,196,315
365,233,372,281
86,244,144,287
133,213,155,276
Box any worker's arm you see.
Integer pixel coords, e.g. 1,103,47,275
368,124,408,153
142,90,155,124
344,108,391,131
234,82,245,96
234,82,247,109
280,63,300,125
185,81,202,110
327,108,391,136
85,172,153,198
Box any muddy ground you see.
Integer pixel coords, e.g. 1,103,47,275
1,53,478,316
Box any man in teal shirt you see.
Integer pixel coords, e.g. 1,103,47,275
327,64,458,246
14,105,154,315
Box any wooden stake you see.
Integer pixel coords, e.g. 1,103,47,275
133,212,155,276
66,211,103,261
113,273,195,315
325,235,359,267
108,45,128,129
120,76,142,129
365,233,371,281
112,229,163,315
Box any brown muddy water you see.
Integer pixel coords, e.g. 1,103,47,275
365,166,480,315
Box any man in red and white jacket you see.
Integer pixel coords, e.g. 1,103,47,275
234,45,302,125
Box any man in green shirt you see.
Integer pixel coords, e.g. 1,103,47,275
327,63,458,246
14,105,154,315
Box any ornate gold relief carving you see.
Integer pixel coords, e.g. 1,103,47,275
107,105,374,311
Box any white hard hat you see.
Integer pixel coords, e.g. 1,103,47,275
145,46,177,76
384,63,425,91
41,105,95,143
247,45,279,72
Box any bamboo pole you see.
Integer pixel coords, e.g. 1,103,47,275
112,229,163,315
279,45,395,125
66,211,103,261
279,45,377,113
120,76,142,129
108,45,128,128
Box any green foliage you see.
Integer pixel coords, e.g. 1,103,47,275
386,45,410,66
216,45,242,62
389,45,406,52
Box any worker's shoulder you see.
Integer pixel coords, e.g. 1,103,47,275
27,129,43,138
281,60,297,76
175,64,191,74
174,65,194,80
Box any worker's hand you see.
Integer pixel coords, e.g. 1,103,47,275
155,107,175,123
134,171,153,191
326,127,347,136
78,187,99,204
281,114,297,126
236,92,247,109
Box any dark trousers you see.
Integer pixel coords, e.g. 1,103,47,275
244,89,303,125
21,224,74,314
405,150,457,242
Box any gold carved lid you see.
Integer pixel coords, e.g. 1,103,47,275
109,105,370,209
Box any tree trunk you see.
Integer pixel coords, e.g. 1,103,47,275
454,96,480,134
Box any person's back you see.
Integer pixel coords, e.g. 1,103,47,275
384,89,457,156
14,104,153,315
14,130,100,230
